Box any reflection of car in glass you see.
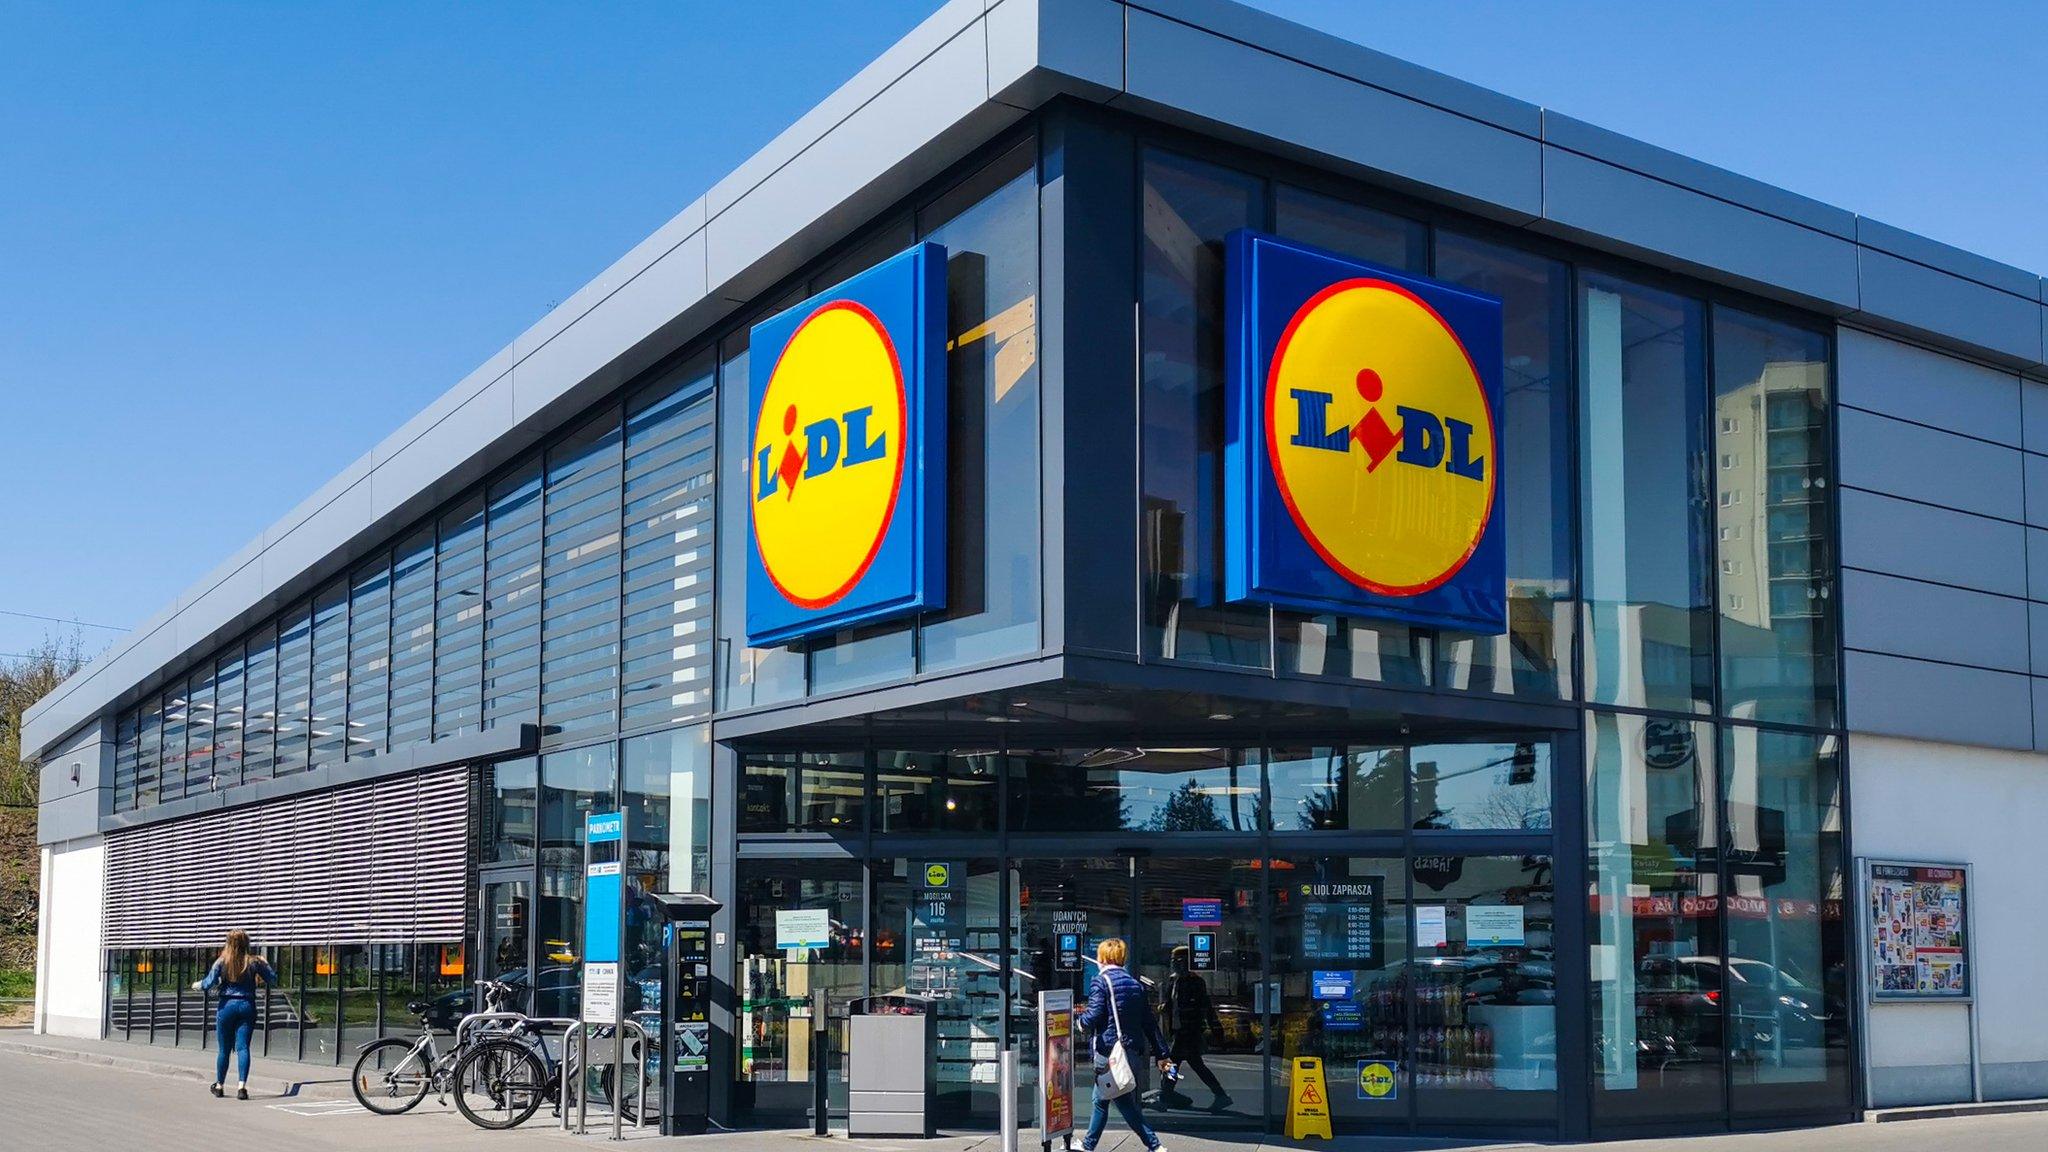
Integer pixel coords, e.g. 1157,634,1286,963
417,966,583,1031
1631,955,1833,1064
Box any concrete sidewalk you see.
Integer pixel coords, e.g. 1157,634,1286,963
0,1026,353,1097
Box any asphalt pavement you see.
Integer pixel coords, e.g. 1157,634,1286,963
7,1040,2048,1152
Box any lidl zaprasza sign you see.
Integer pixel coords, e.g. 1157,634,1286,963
746,243,946,646
1225,230,1506,633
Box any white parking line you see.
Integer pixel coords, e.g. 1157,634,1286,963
268,1099,364,1117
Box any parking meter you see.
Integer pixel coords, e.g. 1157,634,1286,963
650,892,722,1135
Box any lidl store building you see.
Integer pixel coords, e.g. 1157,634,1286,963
25,0,2048,1140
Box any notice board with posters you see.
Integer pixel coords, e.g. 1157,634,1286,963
1866,861,1972,999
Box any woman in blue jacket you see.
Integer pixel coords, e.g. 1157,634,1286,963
1077,938,1173,1152
192,929,279,1099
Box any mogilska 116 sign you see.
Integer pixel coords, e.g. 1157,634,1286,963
1224,230,1506,633
745,243,947,647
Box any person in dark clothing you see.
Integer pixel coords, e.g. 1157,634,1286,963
1158,945,1233,1112
192,928,280,1099
1077,938,1174,1152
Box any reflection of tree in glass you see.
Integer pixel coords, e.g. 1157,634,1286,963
1152,779,1227,832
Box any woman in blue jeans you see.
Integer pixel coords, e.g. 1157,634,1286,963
191,929,278,1099
1077,938,1174,1152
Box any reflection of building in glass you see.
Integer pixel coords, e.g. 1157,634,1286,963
1715,359,1828,634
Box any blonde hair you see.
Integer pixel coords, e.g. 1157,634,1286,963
1096,937,1128,967
218,929,262,983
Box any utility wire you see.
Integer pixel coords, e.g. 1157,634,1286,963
0,607,128,632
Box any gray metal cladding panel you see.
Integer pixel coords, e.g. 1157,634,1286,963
1844,650,2034,750
2032,603,2048,675
1857,247,2044,367
2036,679,2048,754
1837,408,2024,522
102,765,468,948
1838,328,2022,448
2027,454,2048,527
38,790,101,847
2025,379,2048,455
1841,570,2028,674
2030,530,2048,601
1839,489,2026,599
1857,215,2042,301
1120,8,1543,221
1539,145,1858,311
1541,110,1853,238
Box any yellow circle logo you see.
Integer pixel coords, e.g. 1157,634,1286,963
924,863,951,888
1265,279,1495,595
1359,1061,1396,1098
752,301,907,610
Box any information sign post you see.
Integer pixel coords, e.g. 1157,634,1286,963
1857,858,1979,1105
583,811,628,1138
1038,989,1075,1152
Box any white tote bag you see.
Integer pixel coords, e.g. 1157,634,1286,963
1093,969,1139,1099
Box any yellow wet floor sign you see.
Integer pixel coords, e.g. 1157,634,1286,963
1285,1056,1333,1140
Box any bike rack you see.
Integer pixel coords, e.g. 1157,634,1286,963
563,1018,652,1140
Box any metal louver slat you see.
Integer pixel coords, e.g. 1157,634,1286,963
102,765,471,949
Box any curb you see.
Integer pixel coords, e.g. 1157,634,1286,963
1868,1098,2048,1123
0,1035,350,1099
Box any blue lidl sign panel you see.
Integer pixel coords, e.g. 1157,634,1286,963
746,243,947,647
1224,230,1506,633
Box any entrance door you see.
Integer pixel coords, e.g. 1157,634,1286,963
478,869,533,1007
1011,856,1265,1134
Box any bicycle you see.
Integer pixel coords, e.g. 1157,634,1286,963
350,979,521,1115
449,1013,650,1129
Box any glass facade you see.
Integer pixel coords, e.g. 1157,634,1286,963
93,113,1848,1138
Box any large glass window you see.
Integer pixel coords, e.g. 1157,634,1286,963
1274,184,1426,271
273,600,313,776
734,752,866,834
346,557,390,760
309,580,349,770
715,327,806,712
1411,740,1553,832
623,726,711,893
184,666,215,795
542,412,624,739
1140,150,1268,668
873,857,1007,1123
434,491,487,738
918,142,1042,671
212,645,244,787
483,756,537,865
156,682,187,803
734,859,865,1113
1270,854,1409,1128
1410,854,1558,1123
1267,746,1405,832
874,750,1001,834
387,527,436,747
537,743,617,1017
1436,234,1575,699
1587,713,1722,1120
113,709,139,811
240,623,276,783
621,358,716,729
1713,311,1836,728
1720,726,1850,1112
1008,747,1260,833
483,462,543,731
1580,275,1712,714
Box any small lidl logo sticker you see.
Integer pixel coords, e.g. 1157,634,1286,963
1225,230,1506,633
1358,1060,1399,1100
746,243,946,646
923,863,952,889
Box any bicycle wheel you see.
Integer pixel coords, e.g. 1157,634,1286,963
452,1038,548,1130
351,1037,433,1116
595,1061,645,1124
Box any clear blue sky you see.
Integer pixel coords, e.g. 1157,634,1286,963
3,0,2043,662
